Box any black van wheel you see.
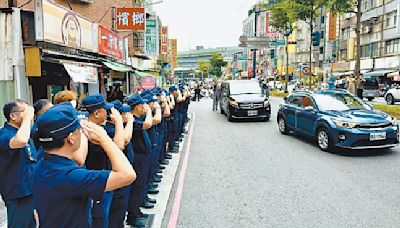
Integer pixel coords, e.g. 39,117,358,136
367,97,374,101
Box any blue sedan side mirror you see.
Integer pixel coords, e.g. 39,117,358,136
304,106,317,113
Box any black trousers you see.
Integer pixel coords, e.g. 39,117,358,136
357,89,363,98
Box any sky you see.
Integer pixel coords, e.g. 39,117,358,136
153,0,259,52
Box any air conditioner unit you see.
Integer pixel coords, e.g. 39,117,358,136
362,26,371,34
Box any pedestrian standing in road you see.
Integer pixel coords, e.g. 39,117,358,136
80,94,125,228
53,90,79,109
126,94,153,227
213,81,222,111
33,103,135,228
0,100,38,228
347,74,356,95
328,74,336,90
356,75,366,99
194,84,201,101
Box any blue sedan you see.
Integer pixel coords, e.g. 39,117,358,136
277,90,399,152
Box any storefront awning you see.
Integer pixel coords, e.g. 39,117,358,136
135,71,153,77
63,62,98,84
363,70,396,77
103,61,133,72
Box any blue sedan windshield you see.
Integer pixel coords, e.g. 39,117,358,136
314,93,371,111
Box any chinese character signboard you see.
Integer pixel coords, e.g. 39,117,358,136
115,8,145,31
169,39,178,69
145,20,158,56
160,26,169,56
98,25,123,60
34,0,95,51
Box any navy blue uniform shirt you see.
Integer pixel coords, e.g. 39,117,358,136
132,115,151,155
0,123,37,201
176,99,184,113
170,97,178,116
85,124,114,171
33,153,110,228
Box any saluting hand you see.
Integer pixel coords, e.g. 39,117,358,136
125,112,134,123
21,106,35,121
110,108,123,125
81,120,110,145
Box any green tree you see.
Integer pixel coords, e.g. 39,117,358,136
209,53,227,78
269,0,297,92
294,0,327,88
197,60,210,78
328,0,361,77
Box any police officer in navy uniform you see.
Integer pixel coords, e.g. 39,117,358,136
0,100,38,227
80,94,126,228
166,86,179,153
108,100,136,228
126,94,153,227
174,86,186,144
33,103,136,227
155,89,171,166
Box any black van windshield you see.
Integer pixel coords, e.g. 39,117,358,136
230,82,262,95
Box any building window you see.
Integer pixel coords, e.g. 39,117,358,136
342,28,351,39
386,38,400,54
361,43,379,58
362,0,375,11
340,50,347,60
386,11,397,28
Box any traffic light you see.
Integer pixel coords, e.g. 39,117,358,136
312,31,321,46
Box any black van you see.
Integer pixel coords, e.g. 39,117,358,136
220,80,271,122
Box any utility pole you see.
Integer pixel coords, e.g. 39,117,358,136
354,0,361,78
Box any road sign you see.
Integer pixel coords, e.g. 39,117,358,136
302,66,310,75
270,40,286,47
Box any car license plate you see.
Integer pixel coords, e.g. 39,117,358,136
370,132,386,141
248,110,258,116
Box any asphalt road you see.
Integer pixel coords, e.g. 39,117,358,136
167,97,400,228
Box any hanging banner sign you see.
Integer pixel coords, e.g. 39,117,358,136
145,19,158,56
328,11,337,41
115,7,146,31
63,63,98,84
98,25,123,59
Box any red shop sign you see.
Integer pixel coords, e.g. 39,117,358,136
141,76,156,90
98,25,123,60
